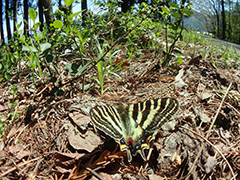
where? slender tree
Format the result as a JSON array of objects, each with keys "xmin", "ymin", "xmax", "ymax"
[
  {"xmin": 59, "ymin": 0, "xmax": 61, "ymax": 8},
  {"xmin": 227, "ymin": 0, "xmax": 232, "ymax": 40},
  {"xmin": 5, "ymin": 0, "xmax": 12, "ymax": 42},
  {"xmin": 0, "ymin": 0, "xmax": 4, "ymax": 45},
  {"xmin": 221, "ymin": 0, "xmax": 226, "ymax": 39},
  {"xmin": 121, "ymin": 0, "xmax": 135, "ymax": 13},
  {"xmin": 24, "ymin": 0, "xmax": 29, "ymax": 36},
  {"xmin": 210, "ymin": 0, "xmax": 221, "ymax": 37},
  {"xmin": 42, "ymin": 0, "xmax": 54, "ymax": 27},
  {"xmin": 39, "ymin": 0, "xmax": 44, "ymax": 31},
  {"xmin": 13, "ymin": 0, "xmax": 18, "ymax": 33},
  {"xmin": 81, "ymin": 0, "xmax": 87, "ymax": 26}
]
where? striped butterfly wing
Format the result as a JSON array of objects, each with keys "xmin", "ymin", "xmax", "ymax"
[
  {"xmin": 131, "ymin": 98, "xmax": 179, "ymax": 134},
  {"xmin": 89, "ymin": 104, "xmax": 124, "ymax": 140},
  {"xmin": 89, "ymin": 97, "xmax": 179, "ymax": 162}
]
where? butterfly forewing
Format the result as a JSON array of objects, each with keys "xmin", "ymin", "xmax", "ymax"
[
  {"xmin": 89, "ymin": 97, "xmax": 179, "ymax": 162},
  {"xmin": 90, "ymin": 105, "xmax": 123, "ymax": 140}
]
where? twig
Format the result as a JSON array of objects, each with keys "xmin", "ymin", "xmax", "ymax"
[
  {"xmin": 0, "ymin": 157, "xmax": 42, "ymax": 178},
  {"xmin": 86, "ymin": 167, "xmax": 104, "ymax": 180},
  {"xmin": 180, "ymin": 125, "xmax": 236, "ymax": 178},
  {"xmin": 72, "ymin": 160, "xmax": 112, "ymax": 179},
  {"xmin": 29, "ymin": 158, "xmax": 44, "ymax": 178},
  {"xmin": 225, "ymin": 102, "xmax": 240, "ymax": 116},
  {"xmin": 181, "ymin": 82, "xmax": 233, "ymax": 179}
]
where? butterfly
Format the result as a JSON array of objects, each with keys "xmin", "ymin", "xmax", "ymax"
[{"xmin": 89, "ymin": 97, "xmax": 179, "ymax": 162}]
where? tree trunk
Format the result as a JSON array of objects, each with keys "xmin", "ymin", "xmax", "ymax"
[
  {"xmin": 227, "ymin": 0, "xmax": 231, "ymax": 40},
  {"xmin": 13, "ymin": 0, "xmax": 17, "ymax": 33},
  {"xmin": 0, "ymin": 0, "xmax": 4, "ymax": 45},
  {"xmin": 81, "ymin": 0, "xmax": 87, "ymax": 26},
  {"xmin": 121, "ymin": 0, "xmax": 128, "ymax": 13},
  {"xmin": 39, "ymin": 0, "xmax": 44, "ymax": 31},
  {"xmin": 210, "ymin": 0, "xmax": 220, "ymax": 38},
  {"xmin": 121, "ymin": 0, "xmax": 135, "ymax": 13},
  {"xmin": 24, "ymin": 0, "xmax": 29, "ymax": 36},
  {"xmin": 221, "ymin": 0, "xmax": 226, "ymax": 39},
  {"xmin": 5, "ymin": 0, "xmax": 12, "ymax": 42},
  {"xmin": 42, "ymin": 0, "xmax": 54, "ymax": 27},
  {"xmin": 59, "ymin": 0, "xmax": 62, "ymax": 8}
]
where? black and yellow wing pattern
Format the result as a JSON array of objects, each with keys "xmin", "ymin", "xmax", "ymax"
[{"xmin": 89, "ymin": 97, "xmax": 179, "ymax": 162}]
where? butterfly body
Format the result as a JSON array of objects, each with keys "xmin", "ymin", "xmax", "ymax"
[{"xmin": 90, "ymin": 98, "xmax": 179, "ymax": 162}]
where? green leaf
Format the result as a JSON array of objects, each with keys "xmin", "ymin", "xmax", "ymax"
[
  {"xmin": 40, "ymin": 43, "xmax": 51, "ymax": 52},
  {"xmin": 22, "ymin": 45, "xmax": 38, "ymax": 52},
  {"xmin": 17, "ymin": 22, "xmax": 22, "ymax": 29},
  {"xmin": 75, "ymin": 60, "xmax": 94, "ymax": 76},
  {"xmin": 33, "ymin": 22, "xmax": 41, "ymax": 29},
  {"xmin": 18, "ymin": 35, "xmax": 26, "ymax": 43},
  {"xmin": 168, "ymin": 2, "xmax": 179, "ymax": 9},
  {"xmin": 53, "ymin": 20, "xmax": 63, "ymax": 29},
  {"xmin": 64, "ymin": 0, "xmax": 74, "ymax": 7},
  {"xmin": 56, "ymin": 9, "xmax": 65, "ymax": 16},
  {"xmin": 97, "ymin": 61, "xmax": 104, "ymax": 94},
  {"xmin": 69, "ymin": 11, "xmax": 82, "ymax": 19},
  {"xmin": 172, "ymin": 12, "xmax": 181, "ymax": 19},
  {"xmin": 82, "ymin": 83, "xmax": 94, "ymax": 91},
  {"xmin": 65, "ymin": 63, "xmax": 80, "ymax": 73},
  {"xmin": 28, "ymin": 62, "xmax": 36, "ymax": 68},
  {"xmin": 162, "ymin": 6, "xmax": 170, "ymax": 15},
  {"xmin": 29, "ymin": 8, "xmax": 37, "ymax": 21},
  {"xmin": 182, "ymin": 9, "xmax": 193, "ymax": 16},
  {"xmin": 177, "ymin": 57, "xmax": 182, "ymax": 64}
]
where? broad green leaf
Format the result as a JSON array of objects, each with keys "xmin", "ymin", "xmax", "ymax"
[
  {"xmin": 53, "ymin": 20, "xmax": 63, "ymax": 29},
  {"xmin": 162, "ymin": 6, "xmax": 170, "ymax": 15},
  {"xmin": 19, "ymin": 35, "xmax": 26, "ymax": 43},
  {"xmin": 182, "ymin": 9, "xmax": 193, "ymax": 16},
  {"xmin": 177, "ymin": 57, "xmax": 182, "ymax": 64},
  {"xmin": 29, "ymin": 8, "xmax": 37, "ymax": 21},
  {"xmin": 168, "ymin": 2, "xmax": 179, "ymax": 9},
  {"xmin": 40, "ymin": 43, "xmax": 51, "ymax": 52},
  {"xmin": 172, "ymin": 12, "xmax": 181, "ymax": 18},
  {"xmin": 65, "ymin": 63, "xmax": 80, "ymax": 73},
  {"xmin": 33, "ymin": 22, "xmax": 41, "ymax": 29},
  {"xmin": 22, "ymin": 45, "xmax": 38, "ymax": 52},
  {"xmin": 64, "ymin": 0, "xmax": 74, "ymax": 7}
]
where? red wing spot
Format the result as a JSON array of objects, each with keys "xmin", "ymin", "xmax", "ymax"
[{"xmin": 127, "ymin": 139, "xmax": 134, "ymax": 146}]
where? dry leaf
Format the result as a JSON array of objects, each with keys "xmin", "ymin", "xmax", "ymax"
[
  {"xmin": 67, "ymin": 123, "xmax": 102, "ymax": 152},
  {"xmin": 69, "ymin": 112, "xmax": 90, "ymax": 131},
  {"xmin": 8, "ymin": 144, "xmax": 31, "ymax": 160}
]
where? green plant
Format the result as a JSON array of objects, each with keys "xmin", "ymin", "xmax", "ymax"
[
  {"xmin": 94, "ymin": 36, "xmax": 109, "ymax": 94},
  {"xmin": 93, "ymin": 35, "xmax": 122, "ymax": 94},
  {"xmin": 0, "ymin": 116, "xmax": 6, "ymax": 138},
  {"xmin": 7, "ymin": 86, "xmax": 19, "ymax": 123},
  {"xmin": 160, "ymin": 2, "xmax": 193, "ymax": 66}
]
